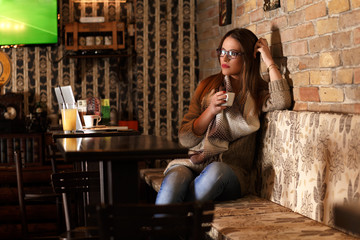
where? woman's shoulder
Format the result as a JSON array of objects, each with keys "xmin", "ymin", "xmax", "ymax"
[
  {"xmin": 195, "ymin": 73, "xmax": 222, "ymax": 97},
  {"xmin": 198, "ymin": 73, "xmax": 220, "ymax": 86}
]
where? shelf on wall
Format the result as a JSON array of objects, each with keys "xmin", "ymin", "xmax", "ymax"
[
  {"xmin": 66, "ymin": 53, "xmax": 131, "ymax": 59},
  {"xmin": 65, "ymin": 22, "xmax": 126, "ymax": 51},
  {"xmin": 65, "ymin": 48, "xmax": 133, "ymax": 58}
]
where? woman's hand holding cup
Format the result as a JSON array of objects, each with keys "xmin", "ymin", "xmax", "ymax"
[{"xmin": 221, "ymin": 92, "xmax": 235, "ymax": 107}]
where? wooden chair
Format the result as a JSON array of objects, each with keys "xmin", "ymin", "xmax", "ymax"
[
  {"xmin": 96, "ymin": 201, "xmax": 214, "ymax": 240},
  {"xmin": 15, "ymin": 150, "xmax": 61, "ymax": 239},
  {"xmin": 44, "ymin": 132, "xmax": 59, "ymax": 173},
  {"xmin": 51, "ymin": 171, "xmax": 100, "ymax": 239}
]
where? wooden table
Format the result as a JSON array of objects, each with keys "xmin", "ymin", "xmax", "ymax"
[
  {"xmin": 47, "ymin": 129, "xmax": 140, "ymax": 172},
  {"xmin": 56, "ymin": 135, "xmax": 188, "ymax": 204},
  {"xmin": 51, "ymin": 129, "xmax": 140, "ymax": 139}
]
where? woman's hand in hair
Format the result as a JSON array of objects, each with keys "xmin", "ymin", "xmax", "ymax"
[
  {"xmin": 254, "ymin": 38, "xmax": 282, "ymax": 81},
  {"xmin": 254, "ymin": 38, "xmax": 273, "ymax": 67}
]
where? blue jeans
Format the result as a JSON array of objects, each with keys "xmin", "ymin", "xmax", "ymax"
[{"xmin": 155, "ymin": 161, "xmax": 241, "ymax": 204}]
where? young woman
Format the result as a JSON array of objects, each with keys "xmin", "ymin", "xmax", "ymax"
[{"xmin": 156, "ymin": 28, "xmax": 291, "ymax": 204}]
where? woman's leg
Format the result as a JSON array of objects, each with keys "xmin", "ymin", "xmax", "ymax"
[
  {"xmin": 186, "ymin": 162, "xmax": 241, "ymax": 202},
  {"xmin": 155, "ymin": 165, "xmax": 195, "ymax": 205}
]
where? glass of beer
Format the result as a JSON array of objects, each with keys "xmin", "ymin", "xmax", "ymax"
[{"xmin": 60, "ymin": 103, "xmax": 77, "ymax": 133}]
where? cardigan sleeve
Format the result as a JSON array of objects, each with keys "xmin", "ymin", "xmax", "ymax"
[
  {"xmin": 262, "ymin": 78, "xmax": 292, "ymax": 112},
  {"xmin": 178, "ymin": 84, "xmax": 206, "ymax": 148}
]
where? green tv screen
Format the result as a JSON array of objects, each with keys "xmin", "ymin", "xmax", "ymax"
[{"xmin": 0, "ymin": 0, "xmax": 58, "ymax": 46}]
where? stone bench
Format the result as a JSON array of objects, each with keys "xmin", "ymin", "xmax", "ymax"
[{"xmin": 140, "ymin": 110, "xmax": 360, "ymax": 239}]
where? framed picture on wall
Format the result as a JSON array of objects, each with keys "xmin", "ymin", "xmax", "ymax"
[
  {"xmin": 263, "ymin": 0, "xmax": 280, "ymax": 11},
  {"xmin": 219, "ymin": 0, "xmax": 231, "ymax": 26}
]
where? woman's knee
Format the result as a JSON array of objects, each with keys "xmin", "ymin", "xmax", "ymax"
[
  {"xmin": 156, "ymin": 165, "xmax": 194, "ymax": 204},
  {"xmin": 205, "ymin": 162, "xmax": 234, "ymax": 176},
  {"xmin": 163, "ymin": 165, "xmax": 194, "ymax": 185}
]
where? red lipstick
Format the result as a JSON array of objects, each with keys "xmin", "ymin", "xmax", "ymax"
[{"xmin": 222, "ymin": 64, "xmax": 230, "ymax": 68}]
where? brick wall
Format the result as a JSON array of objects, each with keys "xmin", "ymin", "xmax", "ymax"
[{"xmin": 196, "ymin": 0, "xmax": 360, "ymax": 114}]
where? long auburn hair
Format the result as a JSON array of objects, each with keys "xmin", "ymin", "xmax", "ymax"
[{"xmin": 198, "ymin": 28, "xmax": 267, "ymax": 114}]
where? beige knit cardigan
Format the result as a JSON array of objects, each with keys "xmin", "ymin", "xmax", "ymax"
[{"xmin": 173, "ymin": 77, "xmax": 292, "ymax": 196}]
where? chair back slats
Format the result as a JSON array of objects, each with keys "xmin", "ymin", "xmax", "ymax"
[
  {"xmin": 0, "ymin": 133, "xmax": 43, "ymax": 165},
  {"xmin": 51, "ymin": 171, "xmax": 100, "ymax": 194},
  {"xmin": 14, "ymin": 150, "xmax": 61, "ymax": 238},
  {"xmin": 96, "ymin": 201, "xmax": 214, "ymax": 240},
  {"xmin": 51, "ymin": 171, "xmax": 100, "ymax": 232},
  {"xmin": 109, "ymin": 215, "xmax": 192, "ymax": 230}
]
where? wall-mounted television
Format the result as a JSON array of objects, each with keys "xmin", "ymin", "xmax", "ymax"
[{"xmin": 0, "ymin": 0, "xmax": 58, "ymax": 46}]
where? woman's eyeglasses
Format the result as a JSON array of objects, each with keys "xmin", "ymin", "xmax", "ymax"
[{"xmin": 216, "ymin": 49, "xmax": 244, "ymax": 59}]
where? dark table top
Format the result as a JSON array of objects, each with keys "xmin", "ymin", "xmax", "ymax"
[
  {"xmin": 56, "ymin": 135, "xmax": 189, "ymax": 162},
  {"xmin": 50, "ymin": 129, "xmax": 140, "ymax": 139}
]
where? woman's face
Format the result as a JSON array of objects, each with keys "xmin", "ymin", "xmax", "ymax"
[{"xmin": 219, "ymin": 36, "xmax": 244, "ymax": 79}]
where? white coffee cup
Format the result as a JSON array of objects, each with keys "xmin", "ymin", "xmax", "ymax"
[
  {"xmin": 221, "ymin": 92, "xmax": 235, "ymax": 106},
  {"xmin": 83, "ymin": 115, "xmax": 101, "ymax": 128}
]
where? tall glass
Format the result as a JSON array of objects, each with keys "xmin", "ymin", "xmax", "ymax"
[
  {"xmin": 60, "ymin": 103, "xmax": 77, "ymax": 133},
  {"xmin": 63, "ymin": 138, "xmax": 82, "ymax": 151}
]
